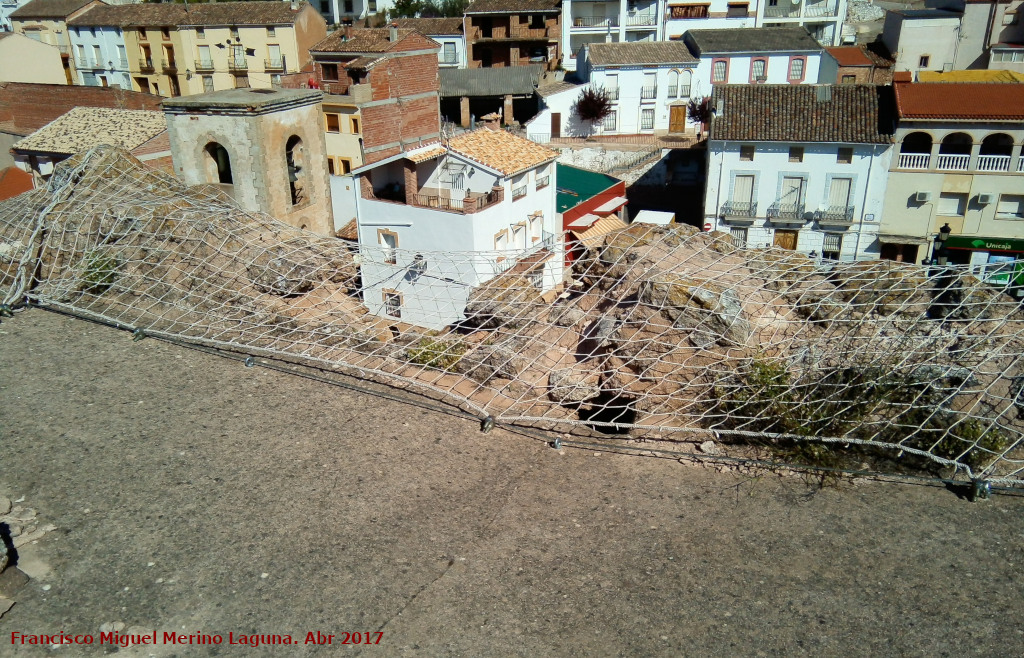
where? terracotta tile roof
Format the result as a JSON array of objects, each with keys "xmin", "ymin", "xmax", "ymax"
[
  {"xmin": 571, "ymin": 215, "xmax": 628, "ymax": 250},
  {"xmin": 465, "ymin": 0, "xmax": 560, "ymax": 13},
  {"xmin": 917, "ymin": 69, "xmax": 1024, "ymax": 83},
  {"xmin": 68, "ymin": 1, "xmax": 313, "ymax": 28},
  {"xmin": 392, "ymin": 17, "xmax": 463, "ymax": 36},
  {"xmin": 587, "ymin": 41, "xmax": 696, "ymax": 67},
  {"xmin": 336, "ymin": 218, "xmax": 358, "ymax": 241},
  {"xmin": 0, "ymin": 82, "xmax": 164, "ymax": 137},
  {"xmin": 683, "ymin": 26, "xmax": 821, "ymax": 55},
  {"xmin": 10, "ymin": 0, "xmax": 95, "ymax": 19},
  {"xmin": 895, "ymin": 81, "xmax": 1024, "ymax": 120},
  {"xmin": 0, "ymin": 167, "xmax": 33, "ymax": 201},
  {"xmin": 13, "ymin": 107, "xmax": 167, "ymax": 156},
  {"xmin": 312, "ymin": 27, "xmax": 435, "ymax": 54},
  {"xmin": 827, "ymin": 46, "xmax": 873, "ymax": 67},
  {"xmin": 710, "ymin": 84, "xmax": 894, "ymax": 144},
  {"xmin": 407, "ymin": 145, "xmax": 446, "ymax": 163},
  {"xmin": 447, "ymin": 128, "xmax": 557, "ymax": 176}
]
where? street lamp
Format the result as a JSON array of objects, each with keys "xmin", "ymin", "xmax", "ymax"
[{"xmin": 934, "ymin": 222, "xmax": 952, "ymax": 266}]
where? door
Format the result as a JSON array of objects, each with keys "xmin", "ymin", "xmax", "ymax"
[
  {"xmin": 827, "ymin": 177, "xmax": 852, "ymax": 213},
  {"xmin": 780, "ymin": 176, "xmax": 804, "ymax": 211},
  {"xmin": 774, "ymin": 229, "xmax": 799, "ymax": 250},
  {"xmin": 198, "ymin": 45, "xmax": 212, "ymax": 68},
  {"xmin": 669, "ymin": 105, "xmax": 686, "ymax": 133},
  {"xmin": 551, "ymin": 112, "xmax": 561, "ymax": 139},
  {"xmin": 268, "ymin": 44, "xmax": 282, "ymax": 69},
  {"xmin": 231, "ymin": 45, "xmax": 246, "ymax": 69}
]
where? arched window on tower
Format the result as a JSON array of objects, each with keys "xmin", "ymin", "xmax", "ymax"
[
  {"xmin": 204, "ymin": 142, "xmax": 233, "ymax": 185},
  {"xmin": 285, "ymin": 135, "xmax": 306, "ymax": 206}
]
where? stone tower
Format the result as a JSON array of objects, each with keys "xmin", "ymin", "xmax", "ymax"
[{"xmin": 163, "ymin": 88, "xmax": 333, "ymax": 235}]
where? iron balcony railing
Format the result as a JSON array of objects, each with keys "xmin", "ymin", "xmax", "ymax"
[
  {"xmin": 572, "ymin": 16, "xmax": 619, "ymax": 28},
  {"xmin": 138, "ymin": 57, "xmax": 155, "ymax": 71},
  {"xmin": 640, "ymin": 85, "xmax": 657, "ymax": 99},
  {"xmin": 512, "ymin": 185, "xmax": 527, "ymax": 200},
  {"xmin": 495, "ymin": 230, "xmax": 559, "ymax": 274},
  {"xmin": 264, "ymin": 57, "xmax": 285, "ymax": 71},
  {"xmin": 817, "ymin": 205, "xmax": 855, "ymax": 224},
  {"xmin": 720, "ymin": 201, "xmax": 757, "ymax": 217},
  {"xmin": 804, "ymin": 0, "xmax": 839, "ymax": 17},
  {"xmin": 764, "ymin": 5, "xmax": 800, "ymax": 18},
  {"xmin": 606, "ymin": 88, "xmax": 619, "ymax": 100},
  {"xmin": 536, "ymin": 174, "xmax": 550, "ymax": 189},
  {"xmin": 412, "ymin": 194, "xmax": 463, "ymax": 212},
  {"xmin": 195, "ymin": 59, "xmax": 214, "ymax": 72},
  {"xmin": 625, "ymin": 13, "xmax": 658, "ymax": 27},
  {"xmin": 162, "ymin": 60, "xmax": 177, "ymax": 74},
  {"xmin": 767, "ymin": 202, "xmax": 805, "ymax": 220},
  {"xmin": 228, "ymin": 58, "xmax": 248, "ymax": 72}
]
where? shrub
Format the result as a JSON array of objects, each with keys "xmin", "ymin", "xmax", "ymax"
[
  {"xmin": 572, "ymin": 87, "xmax": 612, "ymax": 123},
  {"xmin": 81, "ymin": 251, "xmax": 120, "ymax": 294},
  {"xmin": 406, "ymin": 334, "xmax": 466, "ymax": 371}
]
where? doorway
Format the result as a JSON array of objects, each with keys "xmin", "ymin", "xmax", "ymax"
[
  {"xmin": 551, "ymin": 112, "xmax": 560, "ymax": 138},
  {"xmin": 669, "ymin": 105, "xmax": 686, "ymax": 133},
  {"xmin": 773, "ymin": 229, "xmax": 798, "ymax": 250}
]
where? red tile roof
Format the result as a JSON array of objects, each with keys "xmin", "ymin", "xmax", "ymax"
[
  {"xmin": 828, "ymin": 46, "xmax": 873, "ymax": 67},
  {"xmin": 895, "ymin": 81, "xmax": 1024, "ymax": 120},
  {"xmin": 0, "ymin": 167, "xmax": 33, "ymax": 201}
]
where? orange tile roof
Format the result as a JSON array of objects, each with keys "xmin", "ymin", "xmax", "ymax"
[
  {"xmin": 407, "ymin": 145, "xmax": 446, "ymax": 163},
  {"xmin": 895, "ymin": 81, "xmax": 1024, "ymax": 120},
  {"xmin": 827, "ymin": 46, "xmax": 873, "ymax": 67},
  {"xmin": 0, "ymin": 167, "xmax": 33, "ymax": 201},
  {"xmin": 447, "ymin": 128, "xmax": 557, "ymax": 176}
]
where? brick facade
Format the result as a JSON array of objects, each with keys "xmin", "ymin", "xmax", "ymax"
[{"xmin": 465, "ymin": 12, "xmax": 561, "ymax": 70}]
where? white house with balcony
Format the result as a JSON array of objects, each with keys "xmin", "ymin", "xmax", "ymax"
[
  {"xmin": 665, "ymin": 0, "xmax": 758, "ymax": 38},
  {"xmin": 561, "ymin": 0, "xmax": 666, "ymax": 71},
  {"xmin": 394, "ymin": 17, "xmax": 466, "ymax": 68},
  {"xmin": 352, "ymin": 128, "xmax": 563, "ymax": 329},
  {"xmin": 757, "ymin": 0, "xmax": 848, "ymax": 46},
  {"xmin": 67, "ymin": 21, "xmax": 130, "ymax": 88},
  {"xmin": 705, "ymin": 84, "xmax": 894, "ymax": 260},
  {"xmin": 880, "ymin": 79, "xmax": 1024, "ymax": 267},
  {"xmin": 316, "ymin": 0, "xmax": 394, "ymax": 25},
  {"xmin": 576, "ymin": 40, "xmax": 698, "ymax": 135},
  {"xmin": 682, "ymin": 26, "xmax": 832, "ymax": 95}
]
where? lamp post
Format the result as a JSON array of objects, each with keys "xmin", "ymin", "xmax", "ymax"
[{"xmin": 934, "ymin": 222, "xmax": 952, "ymax": 266}]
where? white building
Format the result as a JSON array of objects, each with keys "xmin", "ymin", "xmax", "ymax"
[
  {"xmin": 705, "ymin": 84, "xmax": 895, "ymax": 260},
  {"xmin": 316, "ymin": 0, "xmax": 394, "ymax": 26},
  {"xmin": 756, "ymin": 0, "xmax": 848, "ymax": 47},
  {"xmin": 561, "ymin": 0, "xmax": 666, "ymax": 71},
  {"xmin": 665, "ymin": 0, "xmax": 759, "ymax": 39},
  {"xmin": 683, "ymin": 26, "xmax": 832, "ymax": 94},
  {"xmin": 880, "ymin": 78, "xmax": 1024, "ymax": 269},
  {"xmin": 576, "ymin": 40, "xmax": 697, "ymax": 136},
  {"xmin": 880, "ymin": 9, "xmax": 962, "ymax": 75},
  {"xmin": 67, "ymin": 22, "xmax": 130, "ymax": 88},
  {"xmin": 1, "ymin": 0, "xmax": 32, "ymax": 33},
  {"xmin": 351, "ymin": 128, "xmax": 563, "ymax": 329},
  {"xmin": 0, "ymin": 31, "xmax": 66, "ymax": 84},
  {"xmin": 394, "ymin": 17, "xmax": 466, "ymax": 68}
]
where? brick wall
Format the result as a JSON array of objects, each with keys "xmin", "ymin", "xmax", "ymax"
[{"xmin": 0, "ymin": 82, "xmax": 164, "ymax": 136}]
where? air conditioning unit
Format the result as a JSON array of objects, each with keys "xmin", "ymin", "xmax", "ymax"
[
  {"xmin": 915, "ymin": 191, "xmax": 933, "ymax": 203},
  {"xmin": 978, "ymin": 193, "xmax": 996, "ymax": 205}
]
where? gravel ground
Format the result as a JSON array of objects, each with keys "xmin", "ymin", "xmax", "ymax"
[{"xmin": 1, "ymin": 309, "xmax": 1023, "ymax": 657}]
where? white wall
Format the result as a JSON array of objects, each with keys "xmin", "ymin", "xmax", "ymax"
[
  {"xmin": 431, "ymin": 34, "xmax": 466, "ymax": 68},
  {"xmin": 881, "ymin": 12, "xmax": 960, "ymax": 74},
  {"xmin": 561, "ymin": 0, "xmax": 665, "ymax": 70},
  {"xmin": 320, "ymin": 0, "xmax": 395, "ymax": 24},
  {"xmin": 68, "ymin": 24, "xmax": 132, "ymax": 89},
  {"xmin": 665, "ymin": 0, "xmax": 759, "ymax": 39},
  {"xmin": 0, "ymin": 33, "xmax": 66, "ymax": 84},
  {"xmin": 525, "ymin": 85, "xmax": 597, "ymax": 140},
  {"xmin": 705, "ymin": 140, "xmax": 893, "ymax": 260},
  {"xmin": 588, "ymin": 63, "xmax": 696, "ymax": 134},
  {"xmin": 691, "ymin": 51, "xmax": 823, "ymax": 91}
]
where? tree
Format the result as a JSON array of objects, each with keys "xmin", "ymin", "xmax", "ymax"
[
  {"xmin": 687, "ymin": 96, "xmax": 711, "ymax": 126},
  {"xmin": 572, "ymin": 86, "xmax": 612, "ymax": 124}
]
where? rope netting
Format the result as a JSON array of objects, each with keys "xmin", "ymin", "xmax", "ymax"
[{"xmin": 2, "ymin": 147, "xmax": 1023, "ymax": 484}]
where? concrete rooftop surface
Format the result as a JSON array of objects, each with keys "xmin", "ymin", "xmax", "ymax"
[{"xmin": 1, "ymin": 309, "xmax": 1023, "ymax": 656}]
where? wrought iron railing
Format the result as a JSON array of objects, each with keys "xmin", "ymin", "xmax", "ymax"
[
  {"xmin": 138, "ymin": 57, "xmax": 155, "ymax": 71},
  {"xmin": 228, "ymin": 58, "xmax": 248, "ymax": 72},
  {"xmin": 767, "ymin": 202, "xmax": 805, "ymax": 220},
  {"xmin": 512, "ymin": 185, "xmax": 527, "ymax": 200},
  {"xmin": 195, "ymin": 59, "xmax": 214, "ymax": 72},
  {"xmin": 817, "ymin": 205, "xmax": 855, "ymax": 223},
  {"xmin": 720, "ymin": 201, "xmax": 757, "ymax": 217},
  {"xmin": 573, "ymin": 16, "xmax": 618, "ymax": 28},
  {"xmin": 640, "ymin": 85, "xmax": 657, "ymax": 99},
  {"xmin": 536, "ymin": 175, "xmax": 550, "ymax": 190}
]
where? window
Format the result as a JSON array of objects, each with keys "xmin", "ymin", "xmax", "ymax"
[
  {"xmin": 729, "ymin": 227, "xmax": 747, "ymax": 248},
  {"xmin": 198, "ymin": 45, "xmax": 212, "ymax": 67},
  {"xmin": 442, "ymin": 42, "xmax": 456, "ymax": 63},
  {"xmin": 117, "ymin": 45, "xmax": 126, "ymax": 66},
  {"xmin": 90, "ymin": 27, "xmax": 96, "ymax": 37},
  {"xmin": 731, "ymin": 174, "xmax": 754, "ymax": 211},
  {"xmin": 712, "ymin": 59, "xmax": 728, "ymax": 83},
  {"xmin": 325, "ymin": 113, "xmax": 341, "ymax": 132},
  {"xmin": 751, "ymin": 58, "xmax": 767, "ymax": 82},
  {"xmin": 139, "ymin": 28, "xmax": 147, "ymax": 39},
  {"xmin": 726, "ymin": 2, "xmax": 749, "ymax": 17},
  {"xmin": 740, "ymin": 145, "xmax": 755, "ymax": 161},
  {"xmin": 530, "ymin": 215, "xmax": 543, "ymax": 240},
  {"xmin": 321, "ymin": 63, "xmax": 339, "ymax": 80},
  {"xmin": 640, "ymin": 108, "xmax": 655, "ymax": 130},
  {"xmin": 230, "ymin": 27, "xmax": 239, "ymax": 39},
  {"xmin": 679, "ymin": 70, "xmax": 691, "ymax": 97},
  {"xmin": 267, "ymin": 26, "xmax": 276, "ymax": 37},
  {"xmin": 327, "ymin": 158, "xmax": 336, "ymax": 175},
  {"xmin": 204, "ymin": 143, "xmax": 232, "ymax": 184},
  {"xmin": 161, "ymin": 27, "xmax": 170, "ymax": 41},
  {"xmin": 822, "ymin": 233, "xmax": 843, "ymax": 260},
  {"xmin": 285, "ymin": 135, "xmax": 306, "ymax": 207},
  {"xmin": 667, "ymin": 70, "xmax": 679, "ymax": 98},
  {"xmin": 670, "ymin": 4, "xmax": 709, "ymax": 19},
  {"xmin": 841, "ymin": 74, "xmax": 856, "ymax": 84},
  {"xmin": 919, "ymin": 55, "xmax": 930, "ymax": 68},
  {"xmin": 340, "ymin": 159, "xmax": 352, "ymax": 174},
  {"xmin": 202, "ymin": 75, "xmax": 214, "ymax": 92},
  {"xmin": 837, "ymin": 147, "xmax": 853, "ymax": 164},
  {"xmin": 827, "ymin": 177, "xmax": 852, "ymax": 211},
  {"xmin": 383, "ymin": 291, "xmax": 401, "ymax": 319},
  {"xmin": 512, "ymin": 223, "xmax": 527, "ymax": 248},
  {"xmin": 197, "ymin": 28, "xmax": 205, "ymax": 39},
  {"xmin": 379, "ymin": 230, "xmax": 398, "ymax": 264},
  {"xmin": 938, "ymin": 192, "xmax": 968, "ymax": 216},
  {"xmin": 603, "ymin": 110, "xmax": 616, "ymax": 131},
  {"xmin": 271, "ymin": 74, "xmax": 282, "ymax": 87},
  {"xmin": 350, "ymin": 117, "xmax": 360, "ymax": 134},
  {"xmin": 368, "ymin": 0, "xmax": 377, "ymax": 11},
  {"xmin": 996, "ymin": 194, "xmax": 1024, "ymax": 219},
  {"xmin": 788, "ymin": 57, "xmax": 805, "ymax": 82},
  {"xmin": 512, "ymin": 174, "xmax": 527, "ymax": 200},
  {"xmin": 788, "ymin": 146, "xmax": 804, "ymax": 163},
  {"xmin": 267, "ymin": 44, "xmax": 282, "ymax": 67},
  {"xmin": 494, "ymin": 230, "xmax": 508, "ymax": 251},
  {"xmin": 93, "ymin": 45, "xmax": 101, "ymax": 64}
]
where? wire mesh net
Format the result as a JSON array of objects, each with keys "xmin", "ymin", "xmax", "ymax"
[{"xmin": 2, "ymin": 147, "xmax": 1023, "ymax": 484}]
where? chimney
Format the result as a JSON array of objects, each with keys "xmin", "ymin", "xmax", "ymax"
[
  {"xmin": 290, "ymin": 1, "xmax": 298, "ymax": 10},
  {"xmin": 389, "ymin": 22, "xmax": 398, "ymax": 42},
  {"xmin": 342, "ymin": 18, "xmax": 353, "ymax": 41}
]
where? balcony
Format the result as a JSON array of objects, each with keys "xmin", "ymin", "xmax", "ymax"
[
  {"xmin": 495, "ymin": 230, "xmax": 559, "ymax": 275},
  {"xmin": 817, "ymin": 205, "xmax": 855, "ymax": 225},
  {"xmin": 536, "ymin": 174, "xmax": 550, "ymax": 189},
  {"xmin": 407, "ymin": 189, "xmax": 501, "ymax": 214},
  {"xmin": 720, "ymin": 200, "xmax": 757, "ymax": 218},
  {"xmin": 264, "ymin": 57, "xmax": 286, "ymax": 72},
  {"xmin": 115, "ymin": 58, "xmax": 129, "ymax": 69},
  {"xmin": 640, "ymin": 85, "xmax": 657, "ymax": 99},
  {"xmin": 75, "ymin": 56, "xmax": 94, "ymax": 69},
  {"xmin": 804, "ymin": 0, "xmax": 839, "ymax": 18},
  {"xmin": 606, "ymin": 87, "xmax": 619, "ymax": 100},
  {"xmin": 138, "ymin": 57, "xmax": 155, "ymax": 72},
  {"xmin": 764, "ymin": 5, "xmax": 800, "ymax": 18},
  {"xmin": 195, "ymin": 58, "xmax": 214, "ymax": 72},
  {"xmin": 572, "ymin": 15, "xmax": 618, "ymax": 28},
  {"xmin": 767, "ymin": 202, "xmax": 806, "ymax": 223},
  {"xmin": 898, "ymin": 153, "xmax": 930, "ymax": 170},
  {"xmin": 1019, "ymin": 158, "xmax": 1024, "ymax": 173},
  {"xmin": 162, "ymin": 60, "xmax": 178, "ymax": 74},
  {"xmin": 228, "ymin": 58, "xmax": 248, "ymax": 72},
  {"xmin": 625, "ymin": 13, "xmax": 658, "ymax": 27},
  {"xmin": 935, "ymin": 154, "xmax": 969, "ymax": 171},
  {"xmin": 977, "ymin": 155, "xmax": 1011, "ymax": 172},
  {"xmin": 512, "ymin": 184, "xmax": 527, "ymax": 200},
  {"xmin": 440, "ymin": 54, "xmax": 459, "ymax": 65},
  {"xmin": 508, "ymin": 26, "xmax": 554, "ymax": 39}
]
